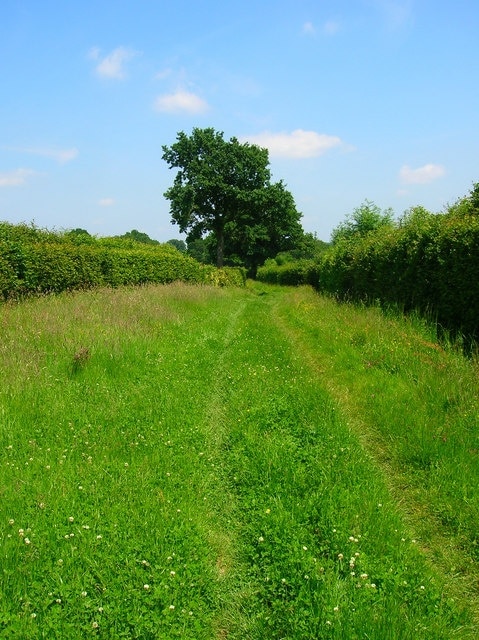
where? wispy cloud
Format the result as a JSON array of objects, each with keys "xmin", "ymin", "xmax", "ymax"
[
  {"xmin": 241, "ymin": 130, "xmax": 343, "ymax": 159},
  {"xmin": 302, "ymin": 21, "xmax": 316, "ymax": 35},
  {"xmin": 11, "ymin": 147, "xmax": 78, "ymax": 164},
  {"xmin": 154, "ymin": 90, "xmax": 209, "ymax": 114},
  {"xmin": 399, "ymin": 163, "xmax": 445, "ymax": 184},
  {"xmin": 89, "ymin": 46, "xmax": 139, "ymax": 79},
  {"xmin": 0, "ymin": 168, "xmax": 37, "ymax": 187},
  {"xmin": 372, "ymin": 0, "xmax": 413, "ymax": 30},
  {"xmin": 323, "ymin": 20, "xmax": 340, "ymax": 35},
  {"xmin": 98, "ymin": 197, "xmax": 115, "ymax": 207}
]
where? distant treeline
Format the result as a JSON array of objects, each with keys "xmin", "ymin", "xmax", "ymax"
[
  {"xmin": 257, "ymin": 183, "xmax": 479, "ymax": 344},
  {"xmin": 0, "ymin": 223, "xmax": 246, "ymax": 298}
]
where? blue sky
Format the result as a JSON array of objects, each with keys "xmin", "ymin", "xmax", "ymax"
[{"xmin": 1, "ymin": 0, "xmax": 478, "ymax": 242}]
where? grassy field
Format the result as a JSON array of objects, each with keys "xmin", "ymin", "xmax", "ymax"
[{"xmin": 1, "ymin": 282, "xmax": 478, "ymax": 639}]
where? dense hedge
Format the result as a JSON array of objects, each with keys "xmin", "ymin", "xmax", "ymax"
[
  {"xmin": 256, "ymin": 259, "xmax": 318, "ymax": 286},
  {"xmin": 315, "ymin": 212, "xmax": 479, "ymax": 342},
  {"xmin": 0, "ymin": 222, "xmax": 245, "ymax": 299}
]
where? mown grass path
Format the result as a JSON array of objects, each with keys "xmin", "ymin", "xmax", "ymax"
[{"xmin": 1, "ymin": 283, "xmax": 478, "ymax": 638}]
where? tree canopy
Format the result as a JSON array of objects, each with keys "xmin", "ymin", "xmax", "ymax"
[
  {"xmin": 162, "ymin": 127, "xmax": 303, "ymax": 273},
  {"xmin": 331, "ymin": 200, "xmax": 394, "ymax": 244}
]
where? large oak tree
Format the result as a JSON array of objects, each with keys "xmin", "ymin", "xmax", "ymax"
[{"xmin": 162, "ymin": 127, "xmax": 303, "ymax": 273}]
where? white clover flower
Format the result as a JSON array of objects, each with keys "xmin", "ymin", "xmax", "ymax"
[
  {"xmin": 68, "ymin": 516, "xmax": 74, "ymax": 523},
  {"xmin": 143, "ymin": 584, "xmax": 150, "ymax": 590},
  {"xmin": 92, "ymin": 621, "xmax": 99, "ymax": 628},
  {"xmin": 8, "ymin": 519, "xmax": 14, "ymax": 525},
  {"xmin": 81, "ymin": 591, "xmax": 87, "ymax": 597},
  {"xmin": 18, "ymin": 529, "xmax": 24, "ymax": 537},
  {"xmin": 169, "ymin": 604, "xmax": 175, "ymax": 610},
  {"xmin": 170, "ymin": 571, "xmax": 176, "ymax": 576},
  {"xmin": 333, "ymin": 606, "xmax": 339, "ymax": 612},
  {"xmin": 338, "ymin": 553, "xmax": 344, "ymax": 560},
  {"xmin": 360, "ymin": 573, "xmax": 368, "ymax": 579},
  {"xmin": 258, "ymin": 536, "xmax": 264, "ymax": 543},
  {"xmin": 24, "ymin": 537, "xmax": 31, "ymax": 545},
  {"xmin": 302, "ymin": 546, "xmax": 307, "ymax": 551}
]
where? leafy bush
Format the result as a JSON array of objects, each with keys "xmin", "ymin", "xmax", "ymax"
[
  {"xmin": 256, "ymin": 260, "xmax": 317, "ymax": 286},
  {"xmin": 0, "ymin": 222, "xmax": 245, "ymax": 300},
  {"xmin": 315, "ymin": 193, "xmax": 479, "ymax": 342}
]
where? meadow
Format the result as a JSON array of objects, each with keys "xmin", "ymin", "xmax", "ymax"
[{"xmin": 1, "ymin": 282, "xmax": 478, "ymax": 639}]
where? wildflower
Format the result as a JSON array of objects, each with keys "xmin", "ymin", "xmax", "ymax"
[
  {"xmin": 96, "ymin": 535, "xmax": 102, "ymax": 540},
  {"xmin": 420, "ymin": 585, "xmax": 425, "ymax": 590},
  {"xmin": 56, "ymin": 599, "xmax": 62, "ymax": 604},
  {"xmin": 143, "ymin": 584, "xmax": 150, "ymax": 590},
  {"xmin": 81, "ymin": 591, "xmax": 87, "ymax": 597},
  {"xmin": 68, "ymin": 516, "xmax": 74, "ymax": 523},
  {"xmin": 170, "ymin": 571, "xmax": 176, "ymax": 576},
  {"xmin": 24, "ymin": 537, "xmax": 31, "ymax": 545},
  {"xmin": 18, "ymin": 529, "xmax": 24, "ymax": 537},
  {"xmin": 265, "ymin": 508, "xmax": 270, "ymax": 514},
  {"xmin": 169, "ymin": 604, "xmax": 175, "ymax": 610},
  {"xmin": 338, "ymin": 553, "xmax": 344, "ymax": 560},
  {"xmin": 360, "ymin": 573, "xmax": 368, "ymax": 580},
  {"xmin": 333, "ymin": 606, "xmax": 339, "ymax": 612},
  {"xmin": 30, "ymin": 613, "xmax": 37, "ymax": 618},
  {"xmin": 258, "ymin": 536, "xmax": 264, "ymax": 543},
  {"xmin": 98, "ymin": 607, "xmax": 104, "ymax": 613},
  {"xmin": 92, "ymin": 621, "xmax": 99, "ymax": 628},
  {"xmin": 302, "ymin": 546, "xmax": 308, "ymax": 551}
]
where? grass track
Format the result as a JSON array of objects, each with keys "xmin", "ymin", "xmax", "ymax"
[{"xmin": 1, "ymin": 283, "xmax": 478, "ymax": 638}]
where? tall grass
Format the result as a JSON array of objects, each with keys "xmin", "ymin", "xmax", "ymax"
[{"xmin": 0, "ymin": 283, "xmax": 478, "ymax": 638}]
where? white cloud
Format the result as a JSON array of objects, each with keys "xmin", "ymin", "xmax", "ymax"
[
  {"xmin": 155, "ymin": 68, "xmax": 173, "ymax": 81},
  {"xmin": 154, "ymin": 90, "xmax": 209, "ymax": 114},
  {"xmin": 399, "ymin": 163, "xmax": 445, "ymax": 184},
  {"xmin": 241, "ymin": 129, "xmax": 343, "ymax": 159},
  {"xmin": 372, "ymin": 0, "xmax": 413, "ymax": 30},
  {"xmin": 98, "ymin": 197, "xmax": 115, "ymax": 207},
  {"xmin": 323, "ymin": 20, "xmax": 340, "ymax": 35},
  {"xmin": 0, "ymin": 168, "xmax": 36, "ymax": 187},
  {"xmin": 91, "ymin": 46, "xmax": 139, "ymax": 79},
  {"xmin": 3, "ymin": 146, "xmax": 78, "ymax": 164},
  {"xmin": 302, "ymin": 21, "xmax": 316, "ymax": 35}
]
